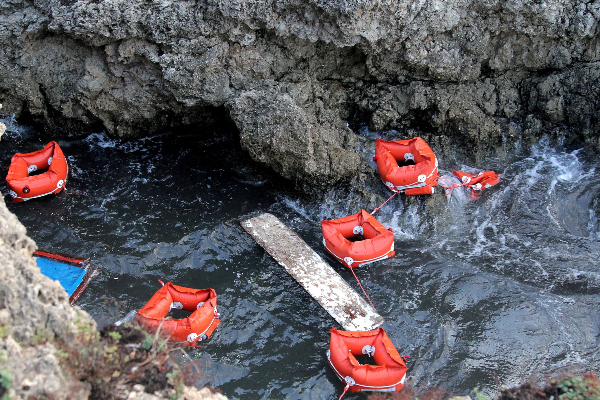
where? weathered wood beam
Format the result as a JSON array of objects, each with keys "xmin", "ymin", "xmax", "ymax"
[{"xmin": 241, "ymin": 213, "xmax": 384, "ymax": 331}]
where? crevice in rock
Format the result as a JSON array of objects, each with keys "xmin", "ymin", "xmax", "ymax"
[
  {"xmin": 31, "ymin": 85, "xmax": 105, "ymax": 138},
  {"xmin": 409, "ymin": 105, "xmax": 440, "ymax": 133}
]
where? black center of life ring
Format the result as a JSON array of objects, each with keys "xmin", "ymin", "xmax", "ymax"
[{"xmin": 22, "ymin": 186, "xmax": 30, "ymax": 194}]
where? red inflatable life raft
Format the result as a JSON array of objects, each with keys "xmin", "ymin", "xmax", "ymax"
[
  {"xmin": 137, "ymin": 281, "xmax": 220, "ymax": 346},
  {"xmin": 373, "ymin": 137, "xmax": 438, "ymax": 195},
  {"xmin": 327, "ymin": 327, "xmax": 407, "ymax": 393},
  {"xmin": 452, "ymin": 170, "xmax": 500, "ymax": 192},
  {"xmin": 6, "ymin": 141, "xmax": 68, "ymax": 202},
  {"xmin": 440, "ymin": 170, "xmax": 501, "ymax": 199},
  {"xmin": 322, "ymin": 209, "xmax": 394, "ymax": 268}
]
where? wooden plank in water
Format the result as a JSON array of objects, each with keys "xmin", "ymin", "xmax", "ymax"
[{"xmin": 241, "ymin": 213, "xmax": 384, "ymax": 331}]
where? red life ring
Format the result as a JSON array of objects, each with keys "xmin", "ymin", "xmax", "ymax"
[
  {"xmin": 374, "ymin": 137, "xmax": 438, "ymax": 195},
  {"xmin": 137, "ymin": 282, "xmax": 220, "ymax": 346},
  {"xmin": 327, "ymin": 327, "xmax": 407, "ymax": 393},
  {"xmin": 6, "ymin": 141, "xmax": 68, "ymax": 202},
  {"xmin": 321, "ymin": 209, "xmax": 394, "ymax": 268}
]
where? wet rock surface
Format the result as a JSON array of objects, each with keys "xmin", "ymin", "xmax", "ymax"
[{"xmin": 1, "ymin": 0, "xmax": 599, "ymax": 189}]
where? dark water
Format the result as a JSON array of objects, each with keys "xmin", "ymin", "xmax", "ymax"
[{"xmin": 1, "ymin": 117, "xmax": 599, "ymax": 399}]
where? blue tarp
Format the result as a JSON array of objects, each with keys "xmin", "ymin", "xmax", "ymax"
[{"xmin": 36, "ymin": 257, "xmax": 87, "ymax": 297}]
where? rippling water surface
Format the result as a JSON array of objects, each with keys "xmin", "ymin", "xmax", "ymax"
[{"xmin": 1, "ymin": 119, "xmax": 599, "ymax": 399}]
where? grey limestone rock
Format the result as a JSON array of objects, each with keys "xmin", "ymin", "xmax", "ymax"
[
  {"xmin": 0, "ymin": 337, "xmax": 91, "ymax": 399},
  {"xmin": 1, "ymin": 0, "xmax": 599, "ymax": 189},
  {"xmin": 0, "ymin": 194, "xmax": 95, "ymax": 398},
  {"xmin": 228, "ymin": 83, "xmax": 360, "ymax": 190}
]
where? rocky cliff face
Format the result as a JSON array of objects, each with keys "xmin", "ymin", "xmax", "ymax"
[
  {"xmin": 0, "ymin": 195, "xmax": 228, "ymax": 399},
  {"xmin": 1, "ymin": 0, "xmax": 599, "ymax": 189},
  {"xmin": 0, "ymin": 194, "xmax": 95, "ymax": 398}
]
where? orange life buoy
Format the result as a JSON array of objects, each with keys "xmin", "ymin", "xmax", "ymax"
[
  {"xmin": 327, "ymin": 327, "xmax": 407, "ymax": 393},
  {"xmin": 6, "ymin": 141, "xmax": 68, "ymax": 202},
  {"xmin": 137, "ymin": 282, "xmax": 220, "ymax": 346},
  {"xmin": 322, "ymin": 209, "xmax": 394, "ymax": 268},
  {"xmin": 374, "ymin": 137, "xmax": 438, "ymax": 195}
]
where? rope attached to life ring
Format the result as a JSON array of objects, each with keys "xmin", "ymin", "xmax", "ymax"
[
  {"xmin": 349, "ymin": 266, "xmax": 377, "ymax": 312},
  {"xmin": 338, "ymin": 384, "xmax": 350, "ymax": 400},
  {"xmin": 371, "ymin": 191, "xmax": 398, "ymax": 215},
  {"xmin": 439, "ymin": 182, "xmax": 469, "ymax": 196}
]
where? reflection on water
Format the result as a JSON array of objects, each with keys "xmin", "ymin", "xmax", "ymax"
[{"xmin": 1, "ymin": 121, "xmax": 599, "ymax": 399}]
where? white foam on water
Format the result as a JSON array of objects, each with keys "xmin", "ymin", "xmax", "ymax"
[
  {"xmin": 0, "ymin": 115, "xmax": 39, "ymax": 140},
  {"xmin": 446, "ymin": 140, "xmax": 600, "ymax": 297},
  {"xmin": 438, "ymin": 173, "xmax": 470, "ymax": 205},
  {"xmin": 383, "ymin": 205, "xmax": 424, "ymax": 240},
  {"xmin": 65, "ymin": 155, "xmax": 84, "ymax": 179},
  {"xmin": 530, "ymin": 143, "xmax": 595, "ymax": 186},
  {"xmin": 358, "ymin": 125, "xmax": 399, "ymax": 140},
  {"xmin": 589, "ymin": 202, "xmax": 600, "ymax": 240},
  {"xmin": 383, "ymin": 209, "xmax": 413, "ymax": 240},
  {"xmin": 281, "ymin": 196, "xmax": 314, "ymax": 222},
  {"xmin": 281, "ymin": 186, "xmax": 378, "ymax": 225},
  {"xmin": 402, "ymin": 288, "xmax": 422, "ymax": 310},
  {"xmin": 85, "ymin": 132, "xmax": 118, "ymax": 148},
  {"xmin": 118, "ymin": 136, "xmax": 156, "ymax": 153},
  {"xmin": 0, "ymin": 114, "xmax": 21, "ymax": 137},
  {"xmin": 526, "ymin": 159, "xmax": 545, "ymax": 187}
]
